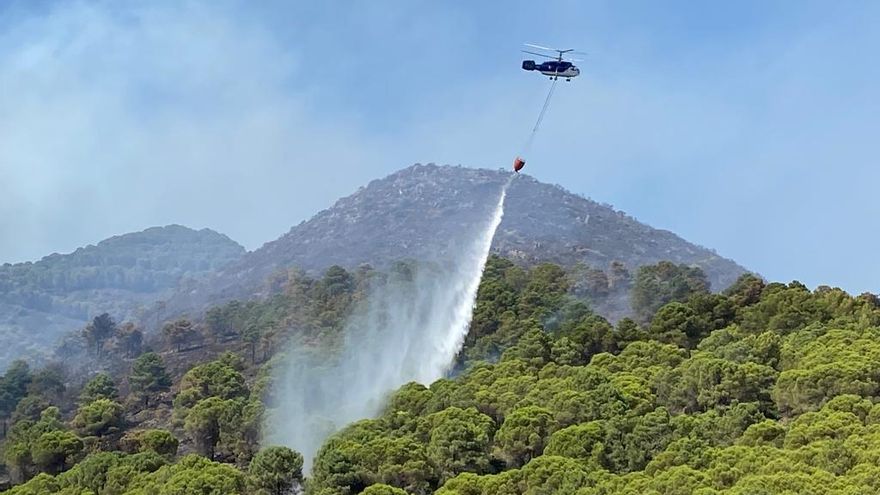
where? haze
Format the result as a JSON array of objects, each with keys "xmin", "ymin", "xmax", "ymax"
[{"xmin": 1, "ymin": 0, "xmax": 878, "ymax": 293}]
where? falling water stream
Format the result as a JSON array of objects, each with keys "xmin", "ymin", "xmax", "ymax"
[{"xmin": 269, "ymin": 176, "xmax": 513, "ymax": 469}]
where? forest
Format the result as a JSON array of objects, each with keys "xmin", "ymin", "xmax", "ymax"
[
  {"xmin": 2, "ymin": 256, "xmax": 880, "ymax": 494},
  {"xmin": 0, "ymin": 225, "xmax": 245, "ymax": 370}
]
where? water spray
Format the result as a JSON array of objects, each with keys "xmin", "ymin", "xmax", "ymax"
[{"xmin": 268, "ymin": 176, "xmax": 513, "ymax": 469}]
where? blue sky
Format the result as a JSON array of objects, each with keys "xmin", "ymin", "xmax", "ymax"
[{"xmin": 1, "ymin": 1, "xmax": 878, "ymax": 293}]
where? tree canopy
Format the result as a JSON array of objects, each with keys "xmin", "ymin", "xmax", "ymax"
[{"xmin": 5, "ymin": 259, "xmax": 880, "ymax": 495}]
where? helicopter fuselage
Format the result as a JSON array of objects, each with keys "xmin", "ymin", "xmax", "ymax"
[{"xmin": 522, "ymin": 60, "xmax": 580, "ymax": 80}]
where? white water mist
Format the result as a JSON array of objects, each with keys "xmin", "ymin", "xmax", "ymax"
[{"xmin": 268, "ymin": 177, "xmax": 512, "ymax": 468}]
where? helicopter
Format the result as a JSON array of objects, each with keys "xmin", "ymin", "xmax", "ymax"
[{"xmin": 521, "ymin": 43, "xmax": 581, "ymax": 81}]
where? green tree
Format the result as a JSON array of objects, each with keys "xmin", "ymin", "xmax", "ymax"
[
  {"xmin": 260, "ymin": 326, "xmax": 279, "ymax": 362},
  {"xmin": 737, "ymin": 419, "xmax": 786, "ymax": 447},
  {"xmin": 11, "ymin": 396, "xmax": 51, "ymax": 423},
  {"xmin": 724, "ymin": 273, "xmax": 766, "ymax": 307},
  {"xmin": 72, "ymin": 399, "xmax": 125, "ymax": 437},
  {"xmin": 659, "ymin": 355, "xmax": 777, "ymax": 414},
  {"xmin": 114, "ymin": 321, "xmax": 144, "ymax": 358},
  {"xmin": 519, "ymin": 455, "xmax": 593, "ymax": 494},
  {"xmin": 129, "ymin": 352, "xmax": 171, "ymax": 408},
  {"xmin": 425, "ymin": 407, "xmax": 495, "ymax": 481},
  {"xmin": 386, "ymin": 383, "xmax": 432, "ymax": 417},
  {"xmin": 1, "ymin": 361, "xmax": 32, "ymax": 400},
  {"xmin": 174, "ymin": 359, "xmax": 248, "ymax": 413},
  {"xmin": 163, "ymin": 318, "xmax": 199, "ymax": 352},
  {"xmin": 79, "ymin": 373, "xmax": 118, "ymax": 404},
  {"xmin": 102, "ymin": 451, "xmax": 167, "ymax": 493},
  {"xmin": 234, "ymin": 399, "xmax": 265, "ymax": 463},
  {"xmin": 5, "ymin": 406, "xmax": 67, "ymax": 480},
  {"xmin": 493, "ymin": 406, "xmax": 557, "ymax": 468},
  {"xmin": 544, "ymin": 420, "xmax": 604, "ymax": 463},
  {"xmin": 83, "ymin": 313, "xmax": 117, "ymax": 357},
  {"xmin": 631, "ymin": 261, "xmax": 709, "ymax": 323},
  {"xmin": 56, "ymin": 451, "xmax": 121, "ymax": 494},
  {"xmin": 31, "ymin": 430, "xmax": 83, "ymax": 474},
  {"xmin": 550, "ymin": 337, "xmax": 580, "ymax": 366},
  {"xmin": 218, "ymin": 350, "xmax": 246, "ymax": 371},
  {"xmin": 121, "ymin": 429, "xmax": 179, "ymax": 458},
  {"xmin": 2, "ymin": 473, "xmax": 60, "ymax": 494},
  {"xmin": 602, "ymin": 408, "xmax": 676, "ymax": 473},
  {"xmin": 242, "ymin": 323, "xmax": 261, "ymax": 364},
  {"xmin": 501, "ymin": 328, "xmax": 552, "ymax": 367},
  {"xmin": 140, "ymin": 454, "xmax": 246, "ymax": 494},
  {"xmin": 247, "ymin": 446, "xmax": 304, "ymax": 495},
  {"xmin": 616, "ymin": 317, "xmax": 646, "ymax": 348},
  {"xmin": 561, "ymin": 314, "xmax": 618, "ymax": 362},
  {"xmin": 26, "ymin": 366, "xmax": 65, "ymax": 403},
  {"xmin": 435, "ymin": 473, "xmax": 484, "ymax": 495},
  {"xmin": 516, "ymin": 264, "xmax": 570, "ymax": 320},
  {"xmin": 0, "ymin": 360, "xmax": 32, "ymax": 436},
  {"xmin": 362, "ymin": 484, "xmax": 408, "ymax": 495},
  {"xmin": 5, "ymin": 437, "xmax": 35, "ymax": 483},
  {"xmin": 206, "ymin": 306, "xmax": 236, "ymax": 340},
  {"xmin": 184, "ymin": 397, "xmax": 241, "ymax": 459}
]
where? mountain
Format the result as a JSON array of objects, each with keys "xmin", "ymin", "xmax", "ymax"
[
  {"xmin": 160, "ymin": 164, "xmax": 747, "ymax": 321},
  {"xmin": 0, "ymin": 225, "xmax": 245, "ymax": 367}
]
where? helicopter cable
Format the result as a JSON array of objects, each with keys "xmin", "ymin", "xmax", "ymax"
[
  {"xmin": 533, "ymin": 78, "xmax": 558, "ymax": 134},
  {"xmin": 521, "ymin": 78, "xmax": 558, "ymax": 154}
]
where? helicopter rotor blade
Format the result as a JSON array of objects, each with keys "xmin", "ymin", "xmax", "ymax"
[
  {"xmin": 521, "ymin": 50, "xmax": 555, "ymax": 59},
  {"xmin": 524, "ymin": 43, "xmax": 556, "ymax": 52}
]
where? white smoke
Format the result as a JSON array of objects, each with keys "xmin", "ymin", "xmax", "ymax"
[{"xmin": 268, "ymin": 177, "xmax": 511, "ymax": 469}]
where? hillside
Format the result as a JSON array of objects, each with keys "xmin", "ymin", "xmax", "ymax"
[
  {"xmin": 0, "ymin": 225, "xmax": 245, "ymax": 367},
  {"xmin": 304, "ymin": 265, "xmax": 880, "ymax": 495},
  {"xmin": 162, "ymin": 164, "xmax": 746, "ymax": 321},
  {"xmin": 5, "ymin": 258, "xmax": 880, "ymax": 494}
]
